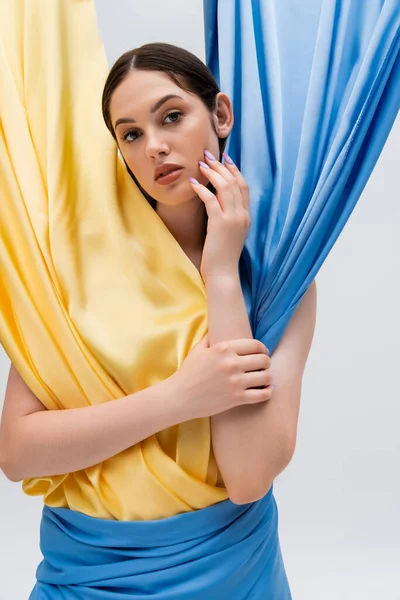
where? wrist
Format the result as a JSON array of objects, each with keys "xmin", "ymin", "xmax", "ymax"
[
  {"xmin": 160, "ymin": 372, "xmax": 194, "ymax": 424},
  {"xmin": 203, "ymin": 268, "xmax": 240, "ymax": 287}
]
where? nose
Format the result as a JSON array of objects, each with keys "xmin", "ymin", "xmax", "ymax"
[{"xmin": 145, "ymin": 128, "xmax": 170, "ymax": 159}]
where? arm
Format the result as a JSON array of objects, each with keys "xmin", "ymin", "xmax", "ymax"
[
  {"xmin": 208, "ymin": 277, "xmax": 317, "ymax": 504},
  {"xmin": 0, "ymin": 364, "xmax": 184, "ymax": 482}
]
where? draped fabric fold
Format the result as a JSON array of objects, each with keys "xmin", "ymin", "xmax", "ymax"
[
  {"xmin": 0, "ymin": 0, "xmax": 226, "ymax": 521},
  {"xmin": 29, "ymin": 487, "xmax": 291, "ymax": 599},
  {"xmin": 204, "ymin": 0, "xmax": 400, "ymax": 353},
  {"xmin": 0, "ymin": 0, "xmax": 399, "ymax": 596}
]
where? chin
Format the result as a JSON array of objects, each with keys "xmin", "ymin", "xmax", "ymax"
[
  {"xmin": 156, "ymin": 194, "xmax": 196, "ymax": 207},
  {"xmin": 153, "ymin": 183, "xmax": 198, "ymax": 206}
]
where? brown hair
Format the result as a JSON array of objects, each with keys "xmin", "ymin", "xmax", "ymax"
[{"xmin": 102, "ymin": 42, "xmax": 228, "ymax": 208}]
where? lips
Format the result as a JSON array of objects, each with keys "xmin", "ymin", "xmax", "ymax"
[
  {"xmin": 156, "ymin": 168, "xmax": 184, "ymax": 186},
  {"xmin": 154, "ymin": 163, "xmax": 184, "ymax": 180},
  {"xmin": 157, "ymin": 168, "xmax": 177, "ymax": 179}
]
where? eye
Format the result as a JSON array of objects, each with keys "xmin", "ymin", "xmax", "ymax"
[
  {"xmin": 164, "ymin": 110, "xmax": 183, "ymax": 124},
  {"xmin": 120, "ymin": 111, "xmax": 183, "ymax": 143},
  {"xmin": 122, "ymin": 129, "xmax": 140, "ymax": 143}
]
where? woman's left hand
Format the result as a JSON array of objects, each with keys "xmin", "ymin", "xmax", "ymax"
[{"xmin": 189, "ymin": 150, "xmax": 251, "ymax": 282}]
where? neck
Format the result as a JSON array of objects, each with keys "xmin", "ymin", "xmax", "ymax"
[{"xmin": 156, "ymin": 197, "xmax": 207, "ymax": 261}]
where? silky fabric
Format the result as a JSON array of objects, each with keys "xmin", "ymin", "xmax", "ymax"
[
  {"xmin": 0, "ymin": 0, "xmax": 398, "ymax": 529},
  {"xmin": 29, "ymin": 486, "xmax": 291, "ymax": 599},
  {"xmin": 1, "ymin": 0, "xmax": 398, "ymax": 597},
  {"xmin": 0, "ymin": 0, "xmax": 227, "ymax": 521},
  {"xmin": 205, "ymin": 0, "xmax": 400, "ymax": 350}
]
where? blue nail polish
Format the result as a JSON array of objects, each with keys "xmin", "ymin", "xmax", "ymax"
[
  {"xmin": 199, "ymin": 160, "xmax": 210, "ymax": 169},
  {"xmin": 204, "ymin": 149, "xmax": 216, "ymax": 161},
  {"xmin": 222, "ymin": 152, "xmax": 234, "ymax": 165}
]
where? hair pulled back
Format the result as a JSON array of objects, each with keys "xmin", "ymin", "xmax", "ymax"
[{"xmin": 102, "ymin": 42, "xmax": 228, "ymax": 207}]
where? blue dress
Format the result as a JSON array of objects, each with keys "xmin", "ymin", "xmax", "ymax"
[{"xmin": 30, "ymin": 486, "xmax": 291, "ymax": 599}]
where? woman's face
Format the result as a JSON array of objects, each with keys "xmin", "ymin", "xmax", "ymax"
[{"xmin": 109, "ymin": 69, "xmax": 233, "ymax": 206}]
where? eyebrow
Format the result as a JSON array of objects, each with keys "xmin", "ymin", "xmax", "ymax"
[{"xmin": 114, "ymin": 94, "xmax": 184, "ymax": 129}]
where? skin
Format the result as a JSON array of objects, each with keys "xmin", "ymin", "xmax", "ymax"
[
  {"xmin": 109, "ymin": 69, "xmax": 234, "ymax": 270},
  {"xmin": 0, "ymin": 69, "xmax": 317, "ymax": 501},
  {"xmin": 109, "ymin": 68, "xmax": 317, "ymax": 501}
]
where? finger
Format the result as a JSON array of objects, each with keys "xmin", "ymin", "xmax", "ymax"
[
  {"xmin": 189, "ymin": 177, "xmax": 221, "ymax": 219},
  {"xmin": 203, "ymin": 150, "xmax": 243, "ymax": 213},
  {"xmin": 198, "ymin": 161, "xmax": 236, "ymax": 214},
  {"xmin": 203, "ymin": 150, "xmax": 237, "ymax": 185},
  {"xmin": 222, "ymin": 153, "xmax": 250, "ymax": 212},
  {"xmin": 244, "ymin": 386, "xmax": 274, "ymax": 404},
  {"xmin": 203, "ymin": 152, "xmax": 249, "ymax": 214},
  {"xmin": 218, "ymin": 338, "xmax": 269, "ymax": 356},
  {"xmin": 243, "ymin": 369, "xmax": 272, "ymax": 389},
  {"xmin": 239, "ymin": 353, "xmax": 271, "ymax": 371}
]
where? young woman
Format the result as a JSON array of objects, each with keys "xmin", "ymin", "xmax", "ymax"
[
  {"xmin": 2, "ymin": 0, "xmax": 398, "ymax": 593},
  {"xmin": 1, "ymin": 35, "xmax": 316, "ymax": 600},
  {"xmin": 100, "ymin": 41, "xmax": 317, "ymax": 507}
]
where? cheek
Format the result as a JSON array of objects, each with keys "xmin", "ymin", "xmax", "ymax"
[
  {"xmin": 119, "ymin": 146, "xmax": 142, "ymax": 173},
  {"xmin": 117, "ymin": 149, "xmax": 145, "ymax": 186},
  {"xmin": 184, "ymin": 120, "xmax": 215, "ymax": 155}
]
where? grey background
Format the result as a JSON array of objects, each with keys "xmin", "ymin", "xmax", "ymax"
[{"xmin": 0, "ymin": 1, "xmax": 399, "ymax": 598}]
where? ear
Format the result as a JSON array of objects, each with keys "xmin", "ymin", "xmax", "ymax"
[{"xmin": 213, "ymin": 92, "xmax": 234, "ymax": 138}]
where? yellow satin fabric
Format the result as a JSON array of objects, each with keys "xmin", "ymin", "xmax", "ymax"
[{"xmin": 0, "ymin": 0, "xmax": 227, "ymax": 520}]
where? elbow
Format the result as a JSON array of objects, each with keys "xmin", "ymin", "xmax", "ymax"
[
  {"xmin": 228, "ymin": 434, "xmax": 297, "ymax": 506},
  {"xmin": 229, "ymin": 482, "xmax": 274, "ymax": 505},
  {"xmin": 0, "ymin": 455, "xmax": 22, "ymax": 483},
  {"xmin": 0, "ymin": 439, "xmax": 22, "ymax": 483},
  {"xmin": 1, "ymin": 470, "xmax": 22, "ymax": 483}
]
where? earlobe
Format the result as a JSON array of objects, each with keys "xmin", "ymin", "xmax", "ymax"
[
  {"xmin": 216, "ymin": 116, "xmax": 233, "ymax": 138},
  {"xmin": 214, "ymin": 94, "xmax": 234, "ymax": 136}
]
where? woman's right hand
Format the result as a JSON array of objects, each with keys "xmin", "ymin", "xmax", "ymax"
[{"xmin": 170, "ymin": 335, "xmax": 273, "ymax": 420}]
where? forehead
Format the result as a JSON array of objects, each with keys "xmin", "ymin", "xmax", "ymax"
[{"xmin": 109, "ymin": 69, "xmax": 196, "ymax": 117}]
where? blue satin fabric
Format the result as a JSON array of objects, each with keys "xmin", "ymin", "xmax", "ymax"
[
  {"xmin": 29, "ymin": 486, "xmax": 291, "ymax": 599},
  {"xmin": 204, "ymin": 0, "xmax": 400, "ymax": 354}
]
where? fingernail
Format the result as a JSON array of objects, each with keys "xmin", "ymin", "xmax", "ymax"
[
  {"xmin": 222, "ymin": 152, "xmax": 234, "ymax": 165},
  {"xmin": 271, "ymin": 384, "xmax": 275, "ymax": 391},
  {"xmin": 189, "ymin": 177, "xmax": 199, "ymax": 185},
  {"xmin": 199, "ymin": 160, "xmax": 210, "ymax": 169},
  {"xmin": 204, "ymin": 149, "xmax": 216, "ymax": 161}
]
